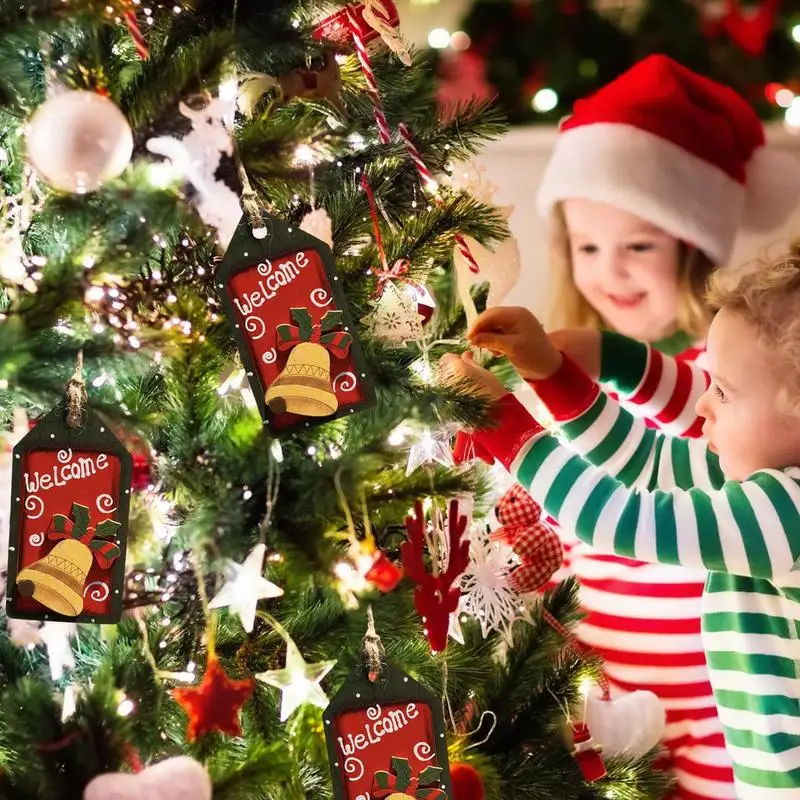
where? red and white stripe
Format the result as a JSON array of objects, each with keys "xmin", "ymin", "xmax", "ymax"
[
  {"xmin": 123, "ymin": 6, "xmax": 149, "ymax": 60},
  {"xmin": 622, "ymin": 346, "xmax": 710, "ymax": 439},
  {"xmin": 347, "ymin": 5, "xmax": 391, "ymax": 144},
  {"xmin": 545, "ymin": 344, "xmax": 735, "ymax": 800},
  {"xmin": 397, "ymin": 123, "xmax": 481, "ymax": 274}
]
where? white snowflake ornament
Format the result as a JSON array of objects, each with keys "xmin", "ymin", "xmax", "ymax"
[{"xmin": 458, "ymin": 529, "xmax": 522, "ymax": 640}]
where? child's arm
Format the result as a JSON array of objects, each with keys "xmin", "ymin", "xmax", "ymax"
[
  {"xmin": 599, "ymin": 331, "xmax": 708, "ymax": 438},
  {"xmin": 551, "ymin": 328, "xmax": 709, "ymax": 438},
  {"xmin": 471, "ymin": 353, "xmax": 722, "ymax": 494},
  {"xmin": 473, "ymin": 382, "xmax": 800, "ymax": 582}
]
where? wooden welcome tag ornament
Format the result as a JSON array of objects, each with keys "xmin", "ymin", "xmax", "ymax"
[
  {"xmin": 215, "ymin": 213, "xmax": 374, "ymax": 433},
  {"xmin": 324, "ymin": 611, "xmax": 452, "ymax": 800},
  {"xmin": 5, "ymin": 364, "xmax": 132, "ymax": 623}
]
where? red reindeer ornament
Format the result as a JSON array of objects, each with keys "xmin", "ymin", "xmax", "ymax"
[
  {"xmin": 401, "ymin": 499, "xmax": 469, "ymax": 654},
  {"xmin": 491, "ymin": 485, "xmax": 563, "ymax": 594}
]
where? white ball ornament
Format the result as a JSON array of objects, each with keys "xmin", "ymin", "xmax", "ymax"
[{"xmin": 26, "ymin": 90, "xmax": 133, "ymax": 193}]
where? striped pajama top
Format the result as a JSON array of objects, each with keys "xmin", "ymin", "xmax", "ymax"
[
  {"xmin": 476, "ymin": 340, "xmax": 800, "ymax": 799},
  {"xmin": 551, "ymin": 334, "xmax": 734, "ymax": 800}
]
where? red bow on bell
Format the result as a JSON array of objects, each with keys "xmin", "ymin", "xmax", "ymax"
[
  {"xmin": 275, "ymin": 308, "xmax": 352, "ymax": 359},
  {"xmin": 47, "ymin": 501, "xmax": 122, "ymax": 569},
  {"xmin": 372, "ymin": 758, "xmax": 447, "ymax": 799}
]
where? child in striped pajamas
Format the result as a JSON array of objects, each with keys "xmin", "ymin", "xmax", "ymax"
[
  {"xmin": 444, "ymin": 253, "xmax": 800, "ymax": 798},
  {"xmin": 511, "ymin": 54, "xmax": 800, "ymax": 800}
]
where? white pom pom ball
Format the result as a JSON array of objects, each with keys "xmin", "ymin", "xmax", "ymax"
[
  {"xmin": 26, "ymin": 90, "xmax": 133, "ymax": 193},
  {"xmin": 83, "ymin": 756, "xmax": 212, "ymax": 800}
]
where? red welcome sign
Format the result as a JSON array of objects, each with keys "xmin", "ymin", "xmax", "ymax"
[
  {"xmin": 227, "ymin": 249, "xmax": 367, "ymax": 430},
  {"xmin": 216, "ymin": 214, "xmax": 374, "ymax": 432},
  {"xmin": 324, "ymin": 663, "xmax": 452, "ymax": 800},
  {"xmin": 13, "ymin": 448, "xmax": 123, "ymax": 618},
  {"xmin": 5, "ymin": 404, "xmax": 132, "ymax": 624},
  {"xmin": 333, "ymin": 702, "xmax": 439, "ymax": 799}
]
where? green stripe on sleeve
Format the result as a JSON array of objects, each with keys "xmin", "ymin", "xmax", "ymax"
[
  {"xmin": 612, "ymin": 489, "xmax": 640, "ymax": 558},
  {"xmin": 586, "ymin": 406, "xmax": 633, "ymax": 468},
  {"xmin": 560, "ymin": 389, "xmax": 607, "ymax": 439},
  {"xmin": 653, "ymin": 492, "xmax": 680, "ymax": 565},
  {"xmin": 707, "ymin": 650, "xmax": 798, "ymax": 680},
  {"xmin": 689, "ymin": 489, "xmax": 726, "ymax": 571},
  {"xmin": 730, "ymin": 761, "xmax": 800, "ymax": 790},
  {"xmin": 669, "ymin": 436, "xmax": 694, "ymax": 489},
  {"xmin": 617, "ymin": 427, "xmax": 658, "ymax": 487},
  {"xmin": 726, "ymin": 482, "xmax": 774, "ymax": 579},
  {"xmin": 575, "ymin": 482, "xmax": 612, "ymax": 549},
  {"xmin": 599, "ymin": 330, "xmax": 649, "ymax": 393},
  {"xmin": 516, "ymin": 435, "xmax": 559, "ymax": 492}
]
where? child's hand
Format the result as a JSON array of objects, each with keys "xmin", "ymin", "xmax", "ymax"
[
  {"xmin": 468, "ymin": 307, "xmax": 562, "ymax": 381},
  {"xmin": 547, "ymin": 328, "xmax": 601, "ymax": 380},
  {"xmin": 439, "ymin": 352, "xmax": 507, "ymax": 400}
]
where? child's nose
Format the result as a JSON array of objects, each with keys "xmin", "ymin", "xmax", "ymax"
[
  {"xmin": 695, "ymin": 387, "xmax": 712, "ymax": 420},
  {"xmin": 600, "ymin": 250, "xmax": 629, "ymax": 279}
]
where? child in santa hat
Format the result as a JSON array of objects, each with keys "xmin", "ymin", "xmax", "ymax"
[{"xmin": 500, "ymin": 55, "xmax": 800, "ymax": 800}]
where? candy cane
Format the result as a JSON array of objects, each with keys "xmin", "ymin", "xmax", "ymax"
[
  {"xmin": 123, "ymin": 5, "xmax": 149, "ymax": 59},
  {"xmin": 347, "ymin": 5, "xmax": 391, "ymax": 144},
  {"xmin": 397, "ymin": 123, "xmax": 481, "ymax": 275}
]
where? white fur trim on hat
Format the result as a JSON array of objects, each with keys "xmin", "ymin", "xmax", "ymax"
[
  {"xmin": 537, "ymin": 123, "xmax": 745, "ymax": 264},
  {"xmin": 744, "ymin": 147, "xmax": 800, "ymax": 233}
]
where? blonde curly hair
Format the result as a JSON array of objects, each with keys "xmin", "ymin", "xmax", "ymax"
[
  {"xmin": 707, "ymin": 249, "xmax": 800, "ymax": 415},
  {"xmin": 546, "ymin": 203, "xmax": 715, "ymax": 339}
]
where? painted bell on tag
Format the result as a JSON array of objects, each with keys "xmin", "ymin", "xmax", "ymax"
[
  {"xmin": 15, "ymin": 538, "xmax": 92, "ymax": 617},
  {"xmin": 265, "ymin": 342, "xmax": 338, "ymax": 417}
]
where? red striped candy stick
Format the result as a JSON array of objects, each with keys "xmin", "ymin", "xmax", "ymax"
[
  {"xmin": 347, "ymin": 5, "xmax": 391, "ymax": 144},
  {"xmin": 397, "ymin": 123, "xmax": 481, "ymax": 275},
  {"xmin": 124, "ymin": 4, "xmax": 149, "ymax": 60}
]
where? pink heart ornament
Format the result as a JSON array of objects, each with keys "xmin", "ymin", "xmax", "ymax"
[
  {"xmin": 83, "ymin": 756, "xmax": 212, "ymax": 800},
  {"xmin": 584, "ymin": 688, "xmax": 666, "ymax": 759}
]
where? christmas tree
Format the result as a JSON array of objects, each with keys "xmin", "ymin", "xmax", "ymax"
[
  {"xmin": 0, "ymin": 1, "xmax": 672, "ymax": 798},
  {"xmin": 446, "ymin": 0, "xmax": 800, "ymax": 125}
]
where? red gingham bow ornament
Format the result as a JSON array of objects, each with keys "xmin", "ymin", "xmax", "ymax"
[{"xmin": 490, "ymin": 484, "xmax": 563, "ymax": 594}]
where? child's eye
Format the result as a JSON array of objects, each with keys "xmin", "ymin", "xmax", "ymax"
[
  {"xmin": 712, "ymin": 383, "xmax": 727, "ymax": 402},
  {"xmin": 577, "ymin": 244, "xmax": 599, "ymax": 255},
  {"xmin": 628, "ymin": 242, "xmax": 655, "ymax": 253}
]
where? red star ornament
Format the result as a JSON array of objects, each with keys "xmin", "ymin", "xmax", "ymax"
[{"xmin": 172, "ymin": 656, "xmax": 255, "ymax": 741}]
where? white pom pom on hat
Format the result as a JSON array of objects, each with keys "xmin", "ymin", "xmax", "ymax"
[{"xmin": 536, "ymin": 55, "xmax": 800, "ymax": 265}]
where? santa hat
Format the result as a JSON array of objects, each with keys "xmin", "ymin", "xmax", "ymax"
[{"xmin": 537, "ymin": 55, "xmax": 800, "ymax": 264}]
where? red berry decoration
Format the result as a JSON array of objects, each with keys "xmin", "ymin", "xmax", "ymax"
[{"xmin": 451, "ymin": 763, "xmax": 485, "ymax": 800}]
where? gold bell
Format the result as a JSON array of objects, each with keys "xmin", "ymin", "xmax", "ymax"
[
  {"xmin": 15, "ymin": 538, "xmax": 92, "ymax": 617},
  {"xmin": 266, "ymin": 342, "xmax": 338, "ymax": 417}
]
